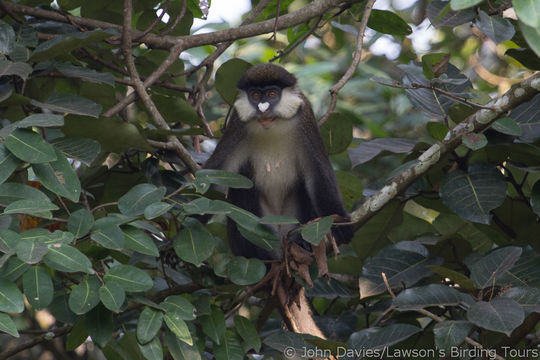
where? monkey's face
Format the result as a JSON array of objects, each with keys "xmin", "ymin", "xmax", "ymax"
[{"xmin": 246, "ymin": 86, "xmax": 282, "ymax": 129}]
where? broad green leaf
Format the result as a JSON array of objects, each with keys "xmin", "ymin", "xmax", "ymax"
[
  {"xmin": 153, "ymin": 94, "xmax": 200, "ymax": 126},
  {"xmin": 138, "ymin": 336, "xmax": 163, "ymax": 360},
  {"xmin": 228, "ymin": 206, "xmax": 280, "ymax": 250},
  {"xmin": 450, "ymin": 0, "xmax": 483, "ymax": 10},
  {"xmin": 439, "ymin": 163, "xmax": 507, "ymax": 224},
  {"xmin": 475, "ymin": 10, "xmax": 515, "ymax": 43},
  {"xmin": 0, "ymin": 144, "xmax": 20, "ymax": 185},
  {"xmin": 193, "ymin": 169, "xmax": 253, "ymax": 194},
  {"xmin": 0, "ymin": 182, "xmax": 49, "ymax": 204},
  {"xmin": 532, "ymin": 180, "xmax": 540, "ymax": 216},
  {"xmin": 22, "ymin": 266, "xmax": 54, "ymax": 310},
  {"xmin": 215, "ymin": 59, "xmax": 252, "ymax": 105},
  {"xmin": 164, "ymin": 312, "xmax": 192, "ymax": 345},
  {"xmin": 469, "ymin": 246, "xmax": 522, "ymax": 289},
  {"xmin": 0, "ymin": 114, "xmax": 64, "ymax": 139},
  {"xmin": 358, "ymin": 242, "xmax": 442, "ymax": 298},
  {"xmin": 367, "ymin": 9, "xmax": 412, "ymax": 36},
  {"xmin": 260, "ymin": 215, "xmax": 299, "ymax": 225},
  {"xmin": 0, "ymin": 312, "xmax": 19, "ymax": 337},
  {"xmin": 502, "ymin": 287, "xmax": 540, "ymax": 314},
  {"xmin": 68, "ymin": 276, "xmax": 101, "ymax": 314},
  {"xmin": 123, "ymin": 227, "xmax": 159, "ymax": 257},
  {"xmin": 44, "ymin": 244, "xmax": 94, "ymax": 274},
  {"xmin": 183, "ymin": 198, "xmax": 233, "ymax": 215},
  {"xmin": 214, "ymin": 332, "xmax": 243, "ymax": 360},
  {"xmin": 393, "ymin": 284, "xmax": 463, "ymax": 310},
  {"xmin": 15, "ymin": 239, "xmax": 48, "ymax": 264},
  {"xmin": 514, "ymin": 0, "xmax": 540, "ymax": 27},
  {"xmin": 433, "ymin": 321, "xmax": 473, "ymax": 352},
  {"xmin": 462, "ymin": 133, "xmax": 488, "ymax": 150},
  {"xmin": 91, "ymin": 224, "xmax": 125, "ymax": 250},
  {"xmin": 66, "ymin": 320, "xmax": 88, "ymax": 351},
  {"xmin": 491, "ymin": 117, "xmax": 522, "ymax": 136},
  {"xmin": 31, "ymin": 93, "xmax": 102, "ymax": 118},
  {"xmin": 234, "ymin": 315, "xmax": 261, "ymax": 352},
  {"xmin": 118, "ymin": 184, "xmax": 166, "ymax": 217},
  {"xmin": 0, "ymin": 20, "xmax": 16, "ymax": 54},
  {"xmin": 4, "ymin": 129, "xmax": 57, "ymax": 164},
  {"xmin": 45, "ymin": 230, "xmax": 74, "ymax": 245},
  {"xmin": 467, "ymin": 298, "xmax": 525, "ymax": 336},
  {"xmin": 301, "ymin": 216, "xmax": 333, "ymax": 245},
  {"xmin": 0, "ymin": 229, "xmax": 20, "ymax": 254},
  {"xmin": 427, "ymin": 122, "xmax": 448, "ymax": 140},
  {"xmin": 226, "ymin": 256, "xmax": 266, "ymax": 286},
  {"xmin": 33, "ymin": 148, "xmax": 81, "ymax": 202},
  {"xmin": 320, "ymin": 113, "xmax": 353, "ymax": 155},
  {"xmin": 263, "ymin": 331, "xmax": 320, "ymax": 355},
  {"xmin": 348, "ymin": 324, "xmax": 422, "ymax": 350},
  {"xmin": 137, "ymin": 307, "xmax": 164, "ymax": 344},
  {"xmin": 0, "ymin": 60, "xmax": 32, "ymax": 80},
  {"xmin": 173, "ymin": 218, "xmax": 215, "ymax": 266},
  {"xmin": 30, "ymin": 29, "xmax": 117, "ymax": 62},
  {"xmin": 51, "ymin": 137, "xmax": 101, "ymax": 166},
  {"xmin": 55, "ymin": 62, "xmax": 115, "ymax": 86},
  {"xmin": 104, "ymin": 264, "xmax": 153, "ymax": 292},
  {"xmin": 83, "ymin": 305, "xmax": 113, "ymax": 346},
  {"xmin": 0, "ymin": 257, "xmax": 30, "ymax": 281},
  {"xmin": 161, "ymin": 295, "xmax": 196, "ymax": 321},
  {"xmin": 520, "ymin": 21, "xmax": 540, "ymax": 58},
  {"xmin": 200, "ymin": 307, "xmax": 226, "ymax": 344},
  {"xmin": 0, "ymin": 279, "xmax": 24, "ymax": 313},
  {"xmin": 99, "ymin": 282, "xmax": 125, "ymax": 312},
  {"xmin": 144, "ymin": 201, "xmax": 173, "ymax": 220},
  {"xmin": 164, "ymin": 330, "xmax": 201, "ymax": 360},
  {"xmin": 68, "ymin": 208, "xmax": 94, "ymax": 239},
  {"xmin": 348, "ymin": 138, "xmax": 417, "ymax": 166},
  {"xmin": 4, "ymin": 199, "xmax": 58, "ymax": 218}
]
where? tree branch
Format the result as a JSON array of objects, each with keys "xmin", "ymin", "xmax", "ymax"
[
  {"xmin": 351, "ymin": 72, "xmax": 540, "ymax": 225},
  {"xmin": 0, "ymin": 325, "xmax": 73, "ymax": 360}
]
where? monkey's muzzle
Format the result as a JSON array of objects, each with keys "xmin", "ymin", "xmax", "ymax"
[{"xmin": 258, "ymin": 117, "xmax": 276, "ymax": 129}]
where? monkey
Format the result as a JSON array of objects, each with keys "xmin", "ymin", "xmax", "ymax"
[{"xmin": 204, "ymin": 63, "xmax": 352, "ymax": 338}]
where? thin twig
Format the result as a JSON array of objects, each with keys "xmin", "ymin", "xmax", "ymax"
[
  {"xmin": 0, "ymin": 325, "xmax": 73, "ymax": 360},
  {"xmin": 161, "ymin": 0, "xmax": 187, "ymax": 36},
  {"xmin": 410, "ymin": 82, "xmax": 497, "ymax": 110},
  {"xmin": 270, "ymin": 15, "xmax": 322, "ymax": 62},
  {"xmin": 318, "ymin": 0, "xmax": 375, "ymax": 126},
  {"xmin": 133, "ymin": 0, "xmax": 171, "ymax": 41},
  {"xmin": 270, "ymin": 0, "xmax": 281, "ymax": 40}
]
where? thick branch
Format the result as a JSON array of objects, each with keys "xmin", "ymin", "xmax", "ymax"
[
  {"xmin": 0, "ymin": 325, "xmax": 72, "ymax": 360},
  {"xmin": 351, "ymin": 72, "xmax": 540, "ymax": 225}
]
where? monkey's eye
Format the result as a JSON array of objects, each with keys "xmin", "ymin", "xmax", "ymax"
[
  {"xmin": 250, "ymin": 91, "xmax": 262, "ymax": 100},
  {"xmin": 267, "ymin": 90, "xmax": 278, "ymax": 98}
]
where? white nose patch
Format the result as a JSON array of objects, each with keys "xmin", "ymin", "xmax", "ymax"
[{"xmin": 258, "ymin": 102, "xmax": 270, "ymax": 112}]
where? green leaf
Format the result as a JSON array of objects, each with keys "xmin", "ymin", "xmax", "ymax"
[
  {"xmin": 83, "ymin": 305, "xmax": 113, "ymax": 346},
  {"xmin": 193, "ymin": 169, "xmax": 253, "ymax": 194},
  {"xmin": 54, "ymin": 62, "xmax": 115, "ymax": 86},
  {"xmin": 138, "ymin": 336, "xmax": 163, "ymax": 360},
  {"xmin": 30, "ymin": 29, "xmax": 117, "ymax": 62},
  {"xmin": 0, "ymin": 229, "xmax": 19, "ymax": 254},
  {"xmin": 99, "ymin": 282, "xmax": 125, "ymax": 312},
  {"xmin": 450, "ymin": 0, "xmax": 483, "ymax": 10},
  {"xmin": 214, "ymin": 332, "xmax": 243, "ymax": 360},
  {"xmin": 161, "ymin": 295, "xmax": 196, "ymax": 321},
  {"xmin": 227, "ymin": 206, "xmax": 280, "ymax": 250},
  {"xmin": 226, "ymin": 256, "xmax": 266, "ymax": 286},
  {"xmin": 0, "ymin": 182, "xmax": 49, "ymax": 204},
  {"xmin": 144, "ymin": 202, "xmax": 173, "ymax": 220},
  {"xmin": 164, "ymin": 329, "xmax": 201, "ymax": 360},
  {"xmin": 200, "ymin": 307, "xmax": 226, "ymax": 344},
  {"xmin": 433, "ymin": 321, "xmax": 473, "ymax": 352},
  {"xmin": 367, "ymin": 9, "xmax": 412, "ymax": 36},
  {"xmin": 0, "ymin": 60, "xmax": 32, "ymax": 80},
  {"xmin": 15, "ymin": 239, "xmax": 48, "ymax": 264},
  {"xmin": 469, "ymin": 246, "xmax": 523, "ymax": 289},
  {"xmin": 68, "ymin": 208, "xmax": 94, "ymax": 239},
  {"xmin": 66, "ymin": 320, "xmax": 88, "ymax": 351},
  {"xmin": 118, "ymin": 184, "xmax": 166, "ymax": 217},
  {"xmin": 393, "ymin": 284, "xmax": 463, "ymax": 310},
  {"xmin": 348, "ymin": 138, "xmax": 417, "ymax": 166},
  {"xmin": 348, "ymin": 324, "xmax": 422, "ymax": 350},
  {"xmin": 104, "ymin": 264, "xmax": 153, "ymax": 292},
  {"xmin": 44, "ymin": 244, "xmax": 94, "ymax": 274},
  {"xmin": 260, "ymin": 215, "xmax": 299, "ymax": 225},
  {"xmin": 0, "ymin": 114, "xmax": 64, "ymax": 139},
  {"xmin": 4, "ymin": 129, "xmax": 57, "ymax": 164},
  {"xmin": 91, "ymin": 224, "xmax": 125, "ymax": 250},
  {"xmin": 421, "ymin": 53, "xmax": 450, "ymax": 80},
  {"xmin": 301, "ymin": 216, "xmax": 333, "ymax": 245},
  {"xmin": 0, "ymin": 20, "xmax": 16, "ymax": 55},
  {"xmin": 137, "ymin": 307, "xmax": 164, "ymax": 344},
  {"xmin": 0, "ymin": 144, "xmax": 20, "ymax": 185},
  {"xmin": 519, "ymin": 21, "xmax": 540, "ymax": 59},
  {"xmin": 427, "ymin": 122, "xmax": 448, "ymax": 141},
  {"xmin": 31, "ymin": 93, "xmax": 102, "ymax": 118},
  {"xmin": 467, "ymin": 298, "xmax": 525, "ymax": 336},
  {"xmin": 234, "ymin": 315, "xmax": 261, "ymax": 352},
  {"xmin": 514, "ymin": 0, "xmax": 540, "ymax": 27},
  {"xmin": 439, "ymin": 163, "xmax": 507, "ymax": 224},
  {"xmin": 426, "ymin": 265, "xmax": 476, "ymax": 290},
  {"xmin": 215, "ymin": 59, "xmax": 252, "ymax": 105},
  {"xmin": 491, "ymin": 117, "xmax": 522, "ymax": 136},
  {"xmin": 173, "ymin": 218, "xmax": 215, "ymax": 266},
  {"xmin": 22, "ymin": 266, "xmax": 53, "ymax": 310},
  {"xmin": 0, "ymin": 312, "xmax": 19, "ymax": 337},
  {"xmin": 0, "ymin": 257, "xmax": 30, "ymax": 281},
  {"xmin": 123, "ymin": 227, "xmax": 159, "ymax": 257},
  {"xmin": 475, "ymin": 11, "xmax": 515, "ymax": 43},
  {"xmin": 320, "ymin": 113, "xmax": 353, "ymax": 155},
  {"xmin": 531, "ymin": 180, "xmax": 540, "ymax": 216},
  {"xmin": 164, "ymin": 312, "xmax": 192, "ymax": 345},
  {"xmin": 4, "ymin": 199, "xmax": 58, "ymax": 218},
  {"xmin": 33, "ymin": 148, "xmax": 81, "ymax": 202},
  {"xmin": 462, "ymin": 133, "xmax": 488, "ymax": 150},
  {"xmin": 51, "ymin": 137, "xmax": 101, "ymax": 166},
  {"xmin": 502, "ymin": 287, "xmax": 540, "ymax": 314},
  {"xmin": 68, "ymin": 276, "xmax": 101, "ymax": 314},
  {"xmin": 0, "ymin": 278, "xmax": 24, "ymax": 313}
]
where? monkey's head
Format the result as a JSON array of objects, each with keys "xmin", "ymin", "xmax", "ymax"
[{"xmin": 234, "ymin": 64, "xmax": 304, "ymax": 129}]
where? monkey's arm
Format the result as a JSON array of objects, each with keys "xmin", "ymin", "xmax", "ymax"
[{"xmin": 203, "ymin": 114, "xmax": 246, "ymax": 170}]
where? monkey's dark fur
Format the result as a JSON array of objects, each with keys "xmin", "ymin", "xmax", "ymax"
[{"xmin": 204, "ymin": 63, "xmax": 352, "ymax": 337}]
